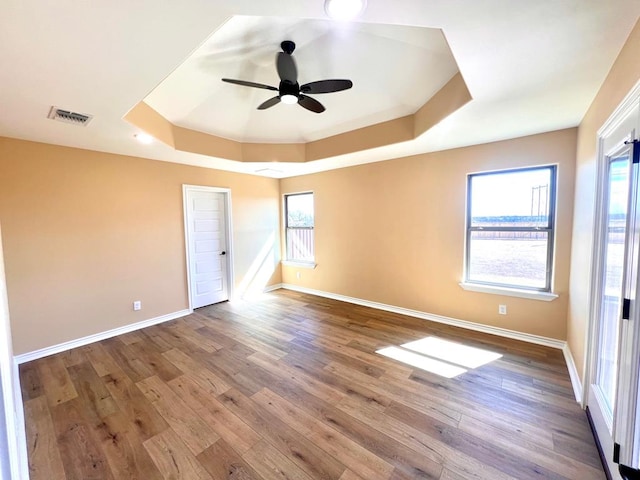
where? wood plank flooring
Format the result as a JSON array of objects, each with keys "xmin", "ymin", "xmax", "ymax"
[{"xmin": 20, "ymin": 290, "xmax": 604, "ymax": 480}]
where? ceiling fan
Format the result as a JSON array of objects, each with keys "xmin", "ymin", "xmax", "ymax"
[{"xmin": 221, "ymin": 40, "xmax": 353, "ymax": 114}]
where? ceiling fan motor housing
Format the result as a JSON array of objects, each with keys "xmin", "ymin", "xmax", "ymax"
[
  {"xmin": 281, "ymin": 40, "xmax": 296, "ymax": 54},
  {"xmin": 279, "ymin": 80, "xmax": 300, "ymax": 98}
]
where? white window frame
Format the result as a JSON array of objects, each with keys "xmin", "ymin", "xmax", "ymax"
[
  {"xmin": 461, "ymin": 165, "xmax": 558, "ymax": 299},
  {"xmin": 283, "ymin": 192, "xmax": 315, "ymax": 267}
]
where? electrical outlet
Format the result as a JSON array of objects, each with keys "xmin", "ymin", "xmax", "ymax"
[
  {"xmin": 133, "ymin": 301, "xmax": 141, "ymax": 311},
  {"xmin": 296, "ymin": 271, "xmax": 301, "ymax": 280},
  {"xmin": 498, "ymin": 304, "xmax": 507, "ymax": 315}
]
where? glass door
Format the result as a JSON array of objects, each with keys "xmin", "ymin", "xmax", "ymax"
[
  {"xmin": 613, "ymin": 138, "xmax": 640, "ymax": 477},
  {"xmin": 593, "ymin": 149, "xmax": 631, "ymax": 425},
  {"xmin": 588, "ymin": 100, "xmax": 639, "ymax": 479}
]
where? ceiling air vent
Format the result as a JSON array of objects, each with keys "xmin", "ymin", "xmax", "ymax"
[{"xmin": 47, "ymin": 106, "xmax": 93, "ymax": 126}]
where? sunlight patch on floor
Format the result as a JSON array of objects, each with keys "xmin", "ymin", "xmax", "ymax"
[
  {"xmin": 376, "ymin": 346, "xmax": 467, "ymax": 378},
  {"xmin": 376, "ymin": 336, "xmax": 502, "ymax": 378}
]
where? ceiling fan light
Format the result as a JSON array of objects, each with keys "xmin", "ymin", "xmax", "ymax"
[
  {"xmin": 280, "ymin": 94, "xmax": 298, "ymax": 105},
  {"xmin": 324, "ymin": 0, "xmax": 366, "ymax": 20}
]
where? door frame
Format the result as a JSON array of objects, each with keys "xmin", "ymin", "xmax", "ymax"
[
  {"xmin": 586, "ymin": 80, "xmax": 640, "ymax": 406},
  {"xmin": 182, "ymin": 185, "xmax": 234, "ymax": 311},
  {"xmin": 584, "ymin": 80, "xmax": 640, "ymax": 479},
  {"xmin": 0, "ymin": 224, "xmax": 29, "ymax": 479}
]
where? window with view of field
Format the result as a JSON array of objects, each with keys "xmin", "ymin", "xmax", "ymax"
[
  {"xmin": 285, "ymin": 192, "xmax": 314, "ymax": 263},
  {"xmin": 465, "ymin": 166, "xmax": 557, "ymax": 291}
]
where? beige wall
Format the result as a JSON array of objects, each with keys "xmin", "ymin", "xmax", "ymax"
[
  {"xmin": 281, "ymin": 128, "xmax": 577, "ymax": 340},
  {"xmin": 0, "ymin": 137, "xmax": 281, "ymax": 355},
  {"xmin": 568, "ymin": 19, "xmax": 640, "ymax": 383}
]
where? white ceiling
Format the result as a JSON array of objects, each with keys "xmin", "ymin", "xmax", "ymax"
[
  {"xmin": 0, "ymin": 1, "xmax": 638, "ymax": 178},
  {"xmin": 145, "ymin": 16, "xmax": 458, "ymax": 143}
]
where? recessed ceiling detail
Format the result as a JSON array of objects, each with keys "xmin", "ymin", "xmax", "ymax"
[
  {"xmin": 126, "ymin": 71, "xmax": 471, "ymax": 163},
  {"xmin": 128, "ymin": 15, "xmax": 472, "ymax": 163},
  {"xmin": 143, "ymin": 16, "xmax": 461, "ymax": 144}
]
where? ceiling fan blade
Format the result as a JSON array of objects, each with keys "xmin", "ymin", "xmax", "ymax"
[
  {"xmin": 221, "ymin": 78, "xmax": 278, "ymax": 91},
  {"xmin": 300, "ymin": 79, "xmax": 353, "ymax": 94},
  {"xmin": 257, "ymin": 96, "xmax": 281, "ymax": 110},
  {"xmin": 276, "ymin": 52, "xmax": 297, "ymax": 83},
  {"xmin": 298, "ymin": 94, "xmax": 325, "ymax": 113}
]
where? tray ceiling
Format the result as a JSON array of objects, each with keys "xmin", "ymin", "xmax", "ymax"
[{"xmin": 144, "ymin": 16, "xmax": 458, "ymax": 144}]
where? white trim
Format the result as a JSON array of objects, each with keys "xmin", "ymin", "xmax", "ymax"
[
  {"xmin": 459, "ymin": 282, "xmax": 558, "ymax": 301},
  {"xmin": 584, "ymin": 133, "xmax": 608, "ymax": 408},
  {"xmin": 281, "ymin": 261, "xmax": 317, "ymax": 269},
  {"xmin": 585, "ymin": 79, "xmax": 640, "ymax": 408},
  {"xmin": 597, "ymin": 79, "xmax": 640, "ymax": 138},
  {"xmin": 224, "ymin": 192, "xmax": 236, "ymax": 301},
  {"xmin": 14, "ymin": 309, "xmax": 191, "ymax": 364},
  {"xmin": 282, "ymin": 189, "xmax": 315, "ymax": 196},
  {"xmin": 563, "ymin": 344, "xmax": 583, "ymax": 403},
  {"xmin": 183, "ymin": 185, "xmax": 235, "ymax": 307},
  {"xmin": 279, "ymin": 284, "xmax": 566, "ymax": 349},
  {"xmin": 593, "ymin": 383, "xmax": 615, "ymax": 433},
  {"xmin": 11, "ymin": 360, "xmax": 28, "ymax": 480},
  {"xmin": 263, "ymin": 283, "xmax": 283, "ymax": 293},
  {"xmin": 0, "ymin": 223, "xmax": 29, "ymax": 479},
  {"xmin": 282, "ymin": 191, "xmax": 315, "ymax": 267},
  {"xmin": 588, "ymin": 390, "xmax": 624, "ymax": 480}
]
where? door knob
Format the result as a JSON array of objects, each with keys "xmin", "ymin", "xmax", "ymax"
[{"xmin": 220, "ymin": 251, "xmax": 226, "ymax": 255}]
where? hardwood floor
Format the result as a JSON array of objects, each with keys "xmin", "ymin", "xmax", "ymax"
[{"xmin": 20, "ymin": 290, "xmax": 604, "ymax": 479}]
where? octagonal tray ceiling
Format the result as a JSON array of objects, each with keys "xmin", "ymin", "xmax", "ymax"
[{"xmin": 144, "ymin": 16, "xmax": 459, "ymax": 144}]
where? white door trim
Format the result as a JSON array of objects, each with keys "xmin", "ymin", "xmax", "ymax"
[
  {"xmin": 182, "ymin": 185, "xmax": 234, "ymax": 310},
  {"xmin": 0, "ymin": 225, "xmax": 29, "ymax": 479},
  {"xmin": 585, "ymin": 79, "xmax": 640, "ymax": 408},
  {"xmin": 583, "ymin": 80, "xmax": 640, "ymax": 480}
]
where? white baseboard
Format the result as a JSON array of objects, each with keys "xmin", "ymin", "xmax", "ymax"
[
  {"xmin": 14, "ymin": 309, "xmax": 192, "ymax": 364},
  {"xmin": 280, "ymin": 284, "xmax": 566, "ymax": 349},
  {"xmin": 263, "ymin": 283, "xmax": 284, "ymax": 293},
  {"xmin": 562, "ymin": 344, "xmax": 583, "ymax": 403}
]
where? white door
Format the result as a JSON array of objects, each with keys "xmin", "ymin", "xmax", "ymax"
[
  {"xmin": 588, "ymin": 96, "xmax": 640, "ymax": 479},
  {"xmin": 184, "ymin": 187, "xmax": 230, "ymax": 308}
]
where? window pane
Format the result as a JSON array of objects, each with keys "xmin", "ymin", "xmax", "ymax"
[
  {"xmin": 287, "ymin": 194, "xmax": 314, "ymax": 228},
  {"xmin": 286, "ymin": 228, "xmax": 315, "ymax": 262},
  {"xmin": 470, "ymin": 168, "xmax": 552, "ymax": 228},
  {"xmin": 286, "ymin": 192, "xmax": 314, "ymax": 262},
  {"xmin": 468, "ymin": 231, "xmax": 548, "ymax": 289}
]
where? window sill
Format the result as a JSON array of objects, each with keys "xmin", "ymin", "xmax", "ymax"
[
  {"xmin": 459, "ymin": 282, "xmax": 558, "ymax": 302},
  {"xmin": 282, "ymin": 260, "xmax": 317, "ymax": 269}
]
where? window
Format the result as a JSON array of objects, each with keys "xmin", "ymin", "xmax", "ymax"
[
  {"xmin": 465, "ymin": 165, "xmax": 556, "ymax": 291},
  {"xmin": 285, "ymin": 192, "xmax": 314, "ymax": 263}
]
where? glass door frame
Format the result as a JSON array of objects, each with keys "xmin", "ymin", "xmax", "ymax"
[
  {"xmin": 585, "ymin": 81, "xmax": 640, "ymax": 479},
  {"xmin": 591, "ymin": 145, "xmax": 633, "ymax": 430}
]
